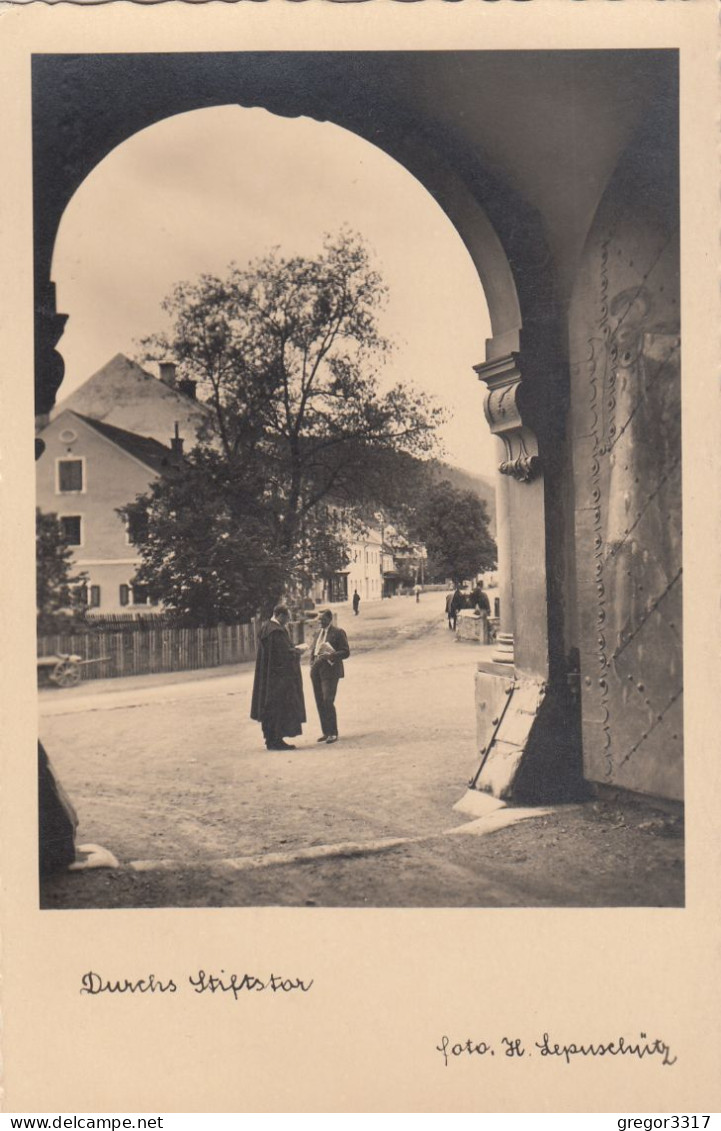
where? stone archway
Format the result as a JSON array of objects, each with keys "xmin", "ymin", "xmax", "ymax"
[
  {"xmin": 33, "ymin": 50, "xmax": 680, "ymax": 801},
  {"xmin": 33, "ymin": 51, "xmax": 556, "ymax": 670},
  {"xmin": 33, "ymin": 52, "xmax": 541, "ymax": 417}
]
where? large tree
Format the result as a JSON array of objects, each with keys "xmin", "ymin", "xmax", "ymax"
[
  {"xmin": 36, "ymin": 509, "xmax": 88, "ymax": 634},
  {"xmin": 121, "ymin": 448, "xmax": 350, "ymax": 625},
  {"xmin": 412, "ymin": 481, "xmax": 497, "ymax": 584},
  {"xmin": 129, "ymin": 231, "xmax": 443, "ymax": 622}
]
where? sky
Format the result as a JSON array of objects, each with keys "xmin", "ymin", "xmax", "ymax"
[{"xmin": 53, "ymin": 105, "xmax": 496, "ymax": 479}]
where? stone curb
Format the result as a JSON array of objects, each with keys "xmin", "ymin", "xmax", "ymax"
[
  {"xmin": 127, "ymin": 807, "xmax": 561, "ymax": 873},
  {"xmin": 129, "ymin": 834, "xmax": 419, "ymax": 873}
]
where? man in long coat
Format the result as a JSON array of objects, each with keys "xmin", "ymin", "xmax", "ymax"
[{"xmin": 250, "ymin": 604, "xmax": 306, "ymax": 751}]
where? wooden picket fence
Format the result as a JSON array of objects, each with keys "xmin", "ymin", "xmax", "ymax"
[{"xmin": 37, "ymin": 621, "xmax": 263, "ymax": 682}]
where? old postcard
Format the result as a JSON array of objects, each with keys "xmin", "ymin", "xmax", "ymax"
[{"xmin": 1, "ymin": 0, "xmax": 719, "ymax": 1115}]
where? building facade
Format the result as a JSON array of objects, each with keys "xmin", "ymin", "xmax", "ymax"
[
  {"xmin": 346, "ymin": 527, "xmax": 384, "ymax": 604},
  {"xmin": 36, "ymin": 409, "xmax": 178, "ymax": 616},
  {"xmin": 314, "ymin": 524, "xmax": 387, "ymax": 606}
]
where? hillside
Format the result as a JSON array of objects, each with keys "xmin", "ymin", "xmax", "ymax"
[{"xmin": 426, "ymin": 459, "xmax": 496, "ymax": 533}]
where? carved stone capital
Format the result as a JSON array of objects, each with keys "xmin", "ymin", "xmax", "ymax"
[
  {"xmin": 474, "ymin": 352, "xmax": 541, "ymax": 483},
  {"xmin": 35, "ymin": 281, "xmax": 68, "ymax": 416}
]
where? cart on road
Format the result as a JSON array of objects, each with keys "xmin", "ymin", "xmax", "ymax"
[{"xmin": 37, "ymin": 652, "xmax": 111, "ymax": 688}]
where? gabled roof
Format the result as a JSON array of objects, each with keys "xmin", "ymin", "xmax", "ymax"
[
  {"xmin": 73, "ymin": 412, "xmax": 177, "ymax": 474},
  {"xmin": 52, "ymin": 353, "xmax": 211, "ymax": 446}
]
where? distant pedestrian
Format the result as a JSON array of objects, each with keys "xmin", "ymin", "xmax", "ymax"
[
  {"xmin": 250, "ymin": 605, "xmax": 306, "ymax": 751},
  {"xmin": 352, "ymin": 589, "xmax": 361, "ymax": 616},
  {"xmin": 445, "ymin": 591, "xmax": 454, "ymax": 628},
  {"xmin": 310, "ymin": 608, "xmax": 350, "ymax": 745},
  {"xmin": 448, "ymin": 585, "xmax": 464, "ymax": 630},
  {"xmin": 414, "ymin": 584, "xmax": 421, "ymax": 603}
]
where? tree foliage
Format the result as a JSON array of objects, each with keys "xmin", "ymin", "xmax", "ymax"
[
  {"xmin": 411, "ymin": 481, "xmax": 496, "ymax": 584},
  {"xmin": 121, "ymin": 449, "xmax": 350, "ymax": 626},
  {"xmin": 130, "ymin": 231, "xmax": 443, "ymax": 622},
  {"xmin": 36, "ymin": 509, "xmax": 88, "ymax": 634}
]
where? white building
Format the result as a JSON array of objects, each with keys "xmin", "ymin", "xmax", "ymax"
[
  {"xmin": 313, "ymin": 521, "xmax": 390, "ymax": 605},
  {"xmin": 346, "ymin": 525, "xmax": 384, "ymax": 603}
]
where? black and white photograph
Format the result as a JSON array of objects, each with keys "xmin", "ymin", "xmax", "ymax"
[
  {"xmin": 3, "ymin": 0, "xmax": 720, "ymax": 1116},
  {"xmin": 34, "ymin": 48, "xmax": 685, "ymax": 911}
]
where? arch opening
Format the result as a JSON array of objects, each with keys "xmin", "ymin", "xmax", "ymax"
[
  {"xmin": 40, "ymin": 102, "xmax": 507, "ymax": 631},
  {"xmin": 33, "ymin": 52, "xmax": 537, "ymax": 422},
  {"xmin": 51, "ymin": 104, "xmax": 498, "ymax": 483}
]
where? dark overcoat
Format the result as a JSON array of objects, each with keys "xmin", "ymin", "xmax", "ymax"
[{"xmin": 250, "ymin": 620, "xmax": 306, "ymax": 737}]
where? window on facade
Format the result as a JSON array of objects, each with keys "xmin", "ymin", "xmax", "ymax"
[
  {"xmin": 131, "ymin": 584, "xmax": 150, "ymax": 606},
  {"xmin": 58, "ymin": 459, "xmax": 83, "ymax": 492},
  {"xmin": 119, "ymin": 584, "xmax": 130, "ymax": 607},
  {"xmin": 59, "ymin": 515, "xmax": 82, "ymax": 545},
  {"xmin": 90, "ymin": 585, "xmax": 101, "ymax": 608}
]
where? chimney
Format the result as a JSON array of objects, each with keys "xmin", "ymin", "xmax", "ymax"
[
  {"xmin": 159, "ymin": 361, "xmax": 177, "ymax": 388},
  {"xmin": 170, "ymin": 422, "xmax": 184, "ymax": 462},
  {"xmin": 177, "ymin": 377, "xmax": 197, "ymax": 401}
]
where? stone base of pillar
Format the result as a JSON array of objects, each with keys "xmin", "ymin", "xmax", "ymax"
[
  {"xmin": 492, "ymin": 631, "xmax": 515, "ymax": 665},
  {"xmin": 470, "ymin": 669, "xmax": 588, "ymax": 803}
]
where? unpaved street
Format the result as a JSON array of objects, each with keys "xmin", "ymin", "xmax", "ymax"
[
  {"xmin": 39, "ymin": 596, "xmax": 684, "ymax": 909},
  {"xmin": 40, "ymin": 597, "xmax": 484, "ymax": 864}
]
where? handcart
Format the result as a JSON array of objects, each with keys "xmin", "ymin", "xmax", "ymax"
[{"xmin": 37, "ymin": 652, "xmax": 110, "ymax": 688}]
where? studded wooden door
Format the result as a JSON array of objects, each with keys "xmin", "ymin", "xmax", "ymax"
[{"xmin": 568, "ymin": 144, "xmax": 682, "ymax": 801}]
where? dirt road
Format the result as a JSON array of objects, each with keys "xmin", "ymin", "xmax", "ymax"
[{"xmin": 39, "ymin": 597, "xmax": 683, "ymax": 909}]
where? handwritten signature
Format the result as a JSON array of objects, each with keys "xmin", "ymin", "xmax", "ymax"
[{"xmin": 436, "ymin": 1032, "xmax": 677, "ymax": 1067}]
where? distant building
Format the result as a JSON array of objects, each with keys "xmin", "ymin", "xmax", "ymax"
[
  {"xmin": 381, "ymin": 544, "xmax": 401, "ymax": 598},
  {"xmin": 313, "ymin": 520, "xmax": 415, "ymax": 605},
  {"xmin": 36, "ymin": 409, "xmax": 181, "ymax": 617},
  {"xmin": 313, "ymin": 522, "xmax": 389, "ymax": 605},
  {"xmin": 346, "ymin": 526, "xmax": 384, "ymax": 603},
  {"xmin": 390, "ymin": 537, "xmax": 428, "ymax": 589}
]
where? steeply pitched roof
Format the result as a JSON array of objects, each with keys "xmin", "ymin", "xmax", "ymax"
[
  {"xmin": 74, "ymin": 413, "xmax": 177, "ymax": 473},
  {"xmin": 53, "ymin": 353, "xmax": 210, "ymax": 446}
]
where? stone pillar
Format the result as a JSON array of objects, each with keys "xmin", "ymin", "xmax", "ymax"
[
  {"xmin": 492, "ymin": 449, "xmax": 515, "ymax": 664},
  {"xmin": 475, "ymin": 351, "xmax": 542, "ymax": 672},
  {"xmin": 465, "ymin": 345, "xmax": 586, "ymax": 802}
]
